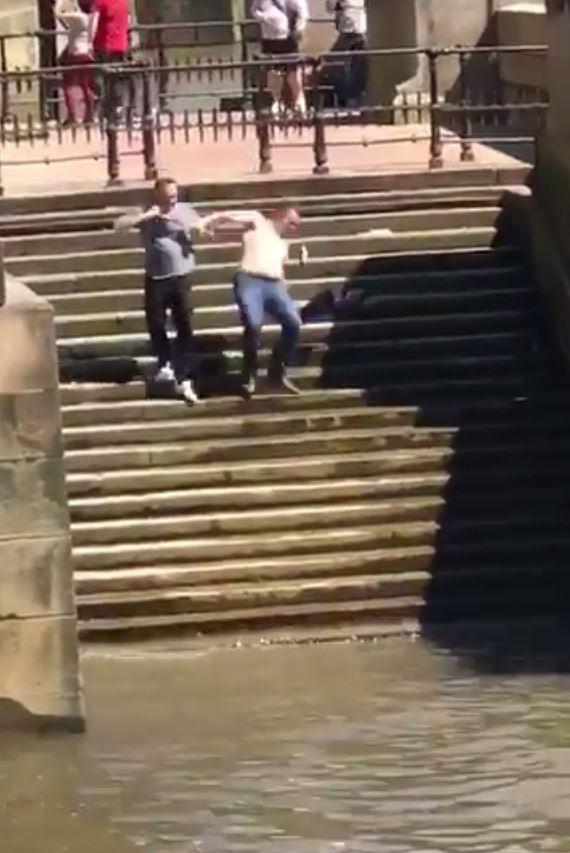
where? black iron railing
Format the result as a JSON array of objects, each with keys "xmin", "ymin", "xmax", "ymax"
[{"xmin": 0, "ymin": 44, "xmax": 548, "ymax": 194}]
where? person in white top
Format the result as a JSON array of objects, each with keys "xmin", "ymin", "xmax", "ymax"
[
  {"xmin": 56, "ymin": 0, "xmax": 97, "ymax": 125},
  {"xmin": 201, "ymin": 206, "xmax": 308, "ymax": 399},
  {"xmin": 325, "ymin": 0, "xmax": 368, "ymax": 107},
  {"xmin": 251, "ymin": 0, "xmax": 309, "ymax": 116}
]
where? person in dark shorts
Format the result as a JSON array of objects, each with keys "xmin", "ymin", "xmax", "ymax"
[
  {"xmin": 114, "ymin": 177, "xmax": 203, "ymax": 405},
  {"xmin": 325, "ymin": 0, "xmax": 368, "ymax": 107},
  {"xmin": 252, "ymin": 0, "xmax": 308, "ymax": 115}
]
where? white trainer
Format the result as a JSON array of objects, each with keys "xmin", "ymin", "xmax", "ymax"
[
  {"xmin": 155, "ymin": 363, "xmax": 176, "ymax": 382},
  {"xmin": 180, "ymin": 379, "xmax": 200, "ymax": 405}
]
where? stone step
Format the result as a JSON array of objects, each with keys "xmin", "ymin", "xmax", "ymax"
[
  {"xmin": 77, "ymin": 584, "xmax": 567, "ymax": 640},
  {"xmin": 65, "ymin": 439, "xmax": 570, "ymax": 499},
  {"xmin": 78, "ymin": 593, "xmax": 425, "ymax": 638},
  {"xmin": 58, "ymin": 374, "xmax": 558, "ymax": 416},
  {"xmin": 64, "ymin": 399, "xmax": 563, "ymax": 448},
  {"xmin": 46, "ymin": 267, "xmax": 529, "ymax": 316},
  {"xmin": 76, "ymin": 572, "xmax": 434, "ymax": 619},
  {"xmin": 0, "ymin": 169, "xmax": 528, "ymax": 217},
  {"xmin": 1, "ymin": 207, "xmax": 502, "ymax": 258},
  {"xmin": 62, "ymin": 400, "xmax": 418, "ymax": 430},
  {"xmin": 62, "ymin": 420, "xmax": 570, "ymax": 471},
  {"xmin": 60, "ymin": 328, "xmax": 533, "ymax": 401},
  {"xmin": 64, "ymin": 369, "xmax": 561, "ymax": 427},
  {"xmin": 73, "ymin": 542, "xmax": 570, "ymax": 596},
  {"xmin": 67, "ymin": 466, "xmax": 570, "ymax": 521},
  {"xmin": 57, "ymin": 310, "xmax": 532, "ymax": 361},
  {"xmin": 63, "ymin": 417, "xmax": 570, "ymax": 472},
  {"xmin": 71, "ymin": 513, "xmax": 570, "ymax": 571},
  {"xmin": 71, "ymin": 496, "xmax": 447, "ymax": 546},
  {"xmin": 54, "ymin": 293, "xmax": 533, "ymax": 342},
  {"xmin": 75, "ymin": 561, "xmax": 570, "ymax": 623},
  {"xmin": 61, "ymin": 351, "xmax": 542, "ymax": 411},
  {"xmin": 22, "ymin": 245, "xmax": 521, "ymax": 296},
  {"xmin": 64, "ymin": 425, "xmax": 457, "ymax": 470},
  {"xmin": 70, "ymin": 492, "xmax": 570, "ymax": 547},
  {"xmin": 11, "ymin": 227, "xmax": 501, "ymax": 277}
]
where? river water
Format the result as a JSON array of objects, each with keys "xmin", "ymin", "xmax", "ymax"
[{"xmin": 2, "ymin": 628, "xmax": 570, "ymax": 853}]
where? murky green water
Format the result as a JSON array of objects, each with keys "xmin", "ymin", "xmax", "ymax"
[{"xmin": 2, "ymin": 629, "xmax": 570, "ymax": 852}]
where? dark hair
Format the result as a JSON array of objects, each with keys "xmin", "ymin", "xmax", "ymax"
[{"xmin": 77, "ymin": 0, "xmax": 93, "ymax": 12}]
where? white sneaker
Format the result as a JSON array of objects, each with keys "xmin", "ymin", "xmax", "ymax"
[
  {"xmin": 180, "ymin": 379, "xmax": 200, "ymax": 405},
  {"xmin": 155, "ymin": 363, "xmax": 176, "ymax": 382}
]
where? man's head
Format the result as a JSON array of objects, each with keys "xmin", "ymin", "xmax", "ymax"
[
  {"xmin": 153, "ymin": 178, "xmax": 179, "ymax": 212},
  {"xmin": 269, "ymin": 206, "xmax": 301, "ymax": 236}
]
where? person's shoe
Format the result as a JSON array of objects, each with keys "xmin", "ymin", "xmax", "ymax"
[
  {"xmin": 269, "ymin": 375, "xmax": 302, "ymax": 395},
  {"xmin": 180, "ymin": 379, "xmax": 200, "ymax": 405},
  {"xmin": 240, "ymin": 377, "xmax": 256, "ymax": 401},
  {"xmin": 155, "ymin": 363, "xmax": 176, "ymax": 382}
]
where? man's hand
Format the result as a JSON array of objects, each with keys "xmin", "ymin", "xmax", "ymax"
[
  {"xmin": 141, "ymin": 205, "xmax": 162, "ymax": 221},
  {"xmin": 298, "ymin": 245, "xmax": 309, "ymax": 266}
]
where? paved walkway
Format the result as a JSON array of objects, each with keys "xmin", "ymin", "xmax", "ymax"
[{"xmin": 0, "ymin": 120, "xmax": 530, "ymax": 197}]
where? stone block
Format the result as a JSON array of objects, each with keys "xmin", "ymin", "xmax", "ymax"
[
  {"xmin": 0, "ymin": 535, "xmax": 74, "ymax": 620},
  {"xmin": 0, "ymin": 275, "xmax": 59, "ymax": 394},
  {"xmin": 0, "ymin": 457, "xmax": 69, "ymax": 539},
  {"xmin": 0, "ymin": 274, "xmax": 84, "ymax": 731},
  {"xmin": 0, "ymin": 615, "xmax": 84, "ymax": 729},
  {"xmin": 0, "ymin": 388, "xmax": 63, "ymax": 461}
]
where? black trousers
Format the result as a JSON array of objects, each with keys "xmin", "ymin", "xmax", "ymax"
[
  {"xmin": 144, "ymin": 275, "xmax": 194, "ymax": 379},
  {"xmin": 95, "ymin": 49, "xmax": 129, "ymax": 119}
]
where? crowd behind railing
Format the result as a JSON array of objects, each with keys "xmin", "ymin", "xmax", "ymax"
[{"xmin": 0, "ymin": 0, "xmax": 549, "ymax": 191}]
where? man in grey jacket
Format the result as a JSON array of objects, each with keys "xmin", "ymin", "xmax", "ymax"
[{"xmin": 115, "ymin": 177, "xmax": 202, "ymax": 405}]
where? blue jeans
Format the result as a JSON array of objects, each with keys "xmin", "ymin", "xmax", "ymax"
[{"xmin": 234, "ymin": 272, "xmax": 301, "ymax": 381}]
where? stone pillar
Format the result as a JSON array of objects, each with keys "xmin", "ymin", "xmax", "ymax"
[
  {"xmin": 0, "ymin": 0, "xmax": 40, "ymax": 68},
  {"xmin": 0, "ymin": 266, "xmax": 84, "ymax": 732},
  {"xmin": 530, "ymin": 1, "xmax": 570, "ymax": 364},
  {"xmin": 365, "ymin": 0, "xmax": 545, "ymax": 106}
]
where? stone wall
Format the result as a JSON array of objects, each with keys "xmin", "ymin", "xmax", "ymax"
[
  {"xmin": 0, "ymin": 0, "xmax": 38, "ymax": 69},
  {"xmin": 530, "ymin": 4, "xmax": 570, "ymax": 367},
  {"xmin": 0, "ymin": 266, "xmax": 84, "ymax": 731},
  {"xmin": 366, "ymin": 0, "xmax": 546, "ymax": 106}
]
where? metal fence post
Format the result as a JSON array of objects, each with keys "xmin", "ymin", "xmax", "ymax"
[
  {"xmin": 312, "ymin": 58, "xmax": 329, "ymax": 175},
  {"xmin": 156, "ymin": 26, "xmax": 168, "ymax": 112},
  {"xmin": 256, "ymin": 66, "xmax": 272, "ymax": 174},
  {"xmin": 105, "ymin": 70, "xmax": 122, "ymax": 186},
  {"xmin": 142, "ymin": 68, "xmax": 157, "ymax": 181},
  {"xmin": 0, "ymin": 38, "xmax": 9, "ymax": 122},
  {"xmin": 239, "ymin": 21, "xmax": 249, "ymax": 106},
  {"xmin": 458, "ymin": 51, "xmax": 475, "ymax": 162},
  {"xmin": 428, "ymin": 49, "xmax": 443, "ymax": 169}
]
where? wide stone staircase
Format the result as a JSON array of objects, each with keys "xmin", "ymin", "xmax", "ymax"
[{"xmin": 3, "ymin": 168, "xmax": 570, "ymax": 641}]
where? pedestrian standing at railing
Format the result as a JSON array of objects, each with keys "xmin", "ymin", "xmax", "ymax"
[
  {"xmin": 325, "ymin": 0, "xmax": 368, "ymax": 107},
  {"xmin": 56, "ymin": 0, "xmax": 97, "ymax": 126},
  {"xmin": 114, "ymin": 178, "xmax": 203, "ymax": 405},
  {"xmin": 251, "ymin": 0, "xmax": 309, "ymax": 116},
  {"xmin": 91, "ymin": 0, "xmax": 129, "ymax": 120}
]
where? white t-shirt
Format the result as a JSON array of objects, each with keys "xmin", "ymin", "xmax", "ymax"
[
  {"xmin": 60, "ymin": 11, "xmax": 93, "ymax": 56},
  {"xmin": 251, "ymin": 0, "xmax": 308, "ymax": 41},
  {"xmin": 237, "ymin": 212, "xmax": 289, "ymax": 280}
]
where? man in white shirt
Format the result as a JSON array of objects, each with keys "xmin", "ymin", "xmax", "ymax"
[
  {"xmin": 251, "ymin": 0, "xmax": 309, "ymax": 115},
  {"xmin": 325, "ymin": 0, "xmax": 368, "ymax": 107},
  {"xmin": 201, "ymin": 206, "xmax": 307, "ymax": 399}
]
